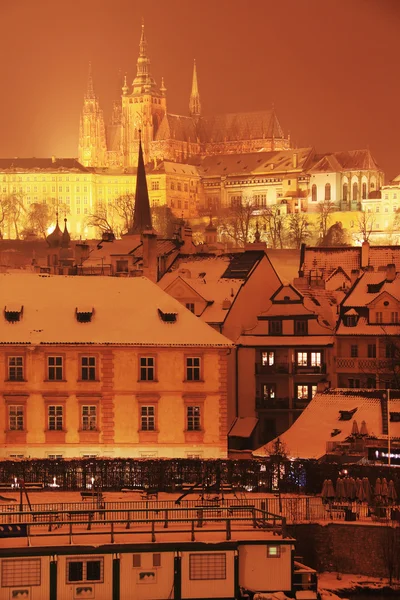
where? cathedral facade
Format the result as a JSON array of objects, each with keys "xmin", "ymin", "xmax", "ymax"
[{"xmin": 78, "ymin": 25, "xmax": 291, "ymax": 169}]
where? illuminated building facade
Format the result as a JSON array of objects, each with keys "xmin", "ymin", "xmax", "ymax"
[
  {"xmin": 78, "ymin": 24, "xmax": 290, "ymax": 169},
  {"xmin": 0, "ymin": 274, "xmax": 232, "ymax": 459}
]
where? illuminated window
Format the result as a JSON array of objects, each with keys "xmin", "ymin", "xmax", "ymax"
[
  {"xmin": 82, "ymin": 405, "xmax": 97, "ymax": 431},
  {"xmin": 48, "ymin": 405, "xmax": 63, "ymax": 430},
  {"xmin": 140, "ymin": 356, "xmax": 155, "ymax": 381},
  {"xmin": 261, "ymin": 351, "xmax": 274, "ymax": 366},
  {"xmin": 263, "ymin": 384, "xmax": 276, "ymax": 399},
  {"xmin": 8, "ymin": 405, "xmax": 24, "ymax": 430},
  {"xmin": 311, "ymin": 352, "xmax": 321, "ymax": 367},
  {"xmin": 151, "ymin": 181, "xmax": 160, "ymax": 190},
  {"xmin": 186, "ymin": 357, "xmax": 201, "ymax": 381},
  {"xmin": 296, "ymin": 385, "xmax": 309, "ymax": 400},
  {"xmin": 8, "ymin": 356, "xmax": 24, "ymax": 381},
  {"xmin": 187, "ymin": 405, "xmax": 201, "ymax": 430},
  {"xmin": 81, "ymin": 356, "xmax": 96, "ymax": 380},
  {"xmin": 140, "ymin": 405, "xmax": 156, "ymax": 431},
  {"xmin": 297, "ymin": 352, "xmax": 307, "ymax": 366},
  {"xmin": 48, "ymin": 356, "xmax": 63, "ymax": 380},
  {"xmin": 267, "ymin": 546, "xmax": 281, "ymax": 558}
]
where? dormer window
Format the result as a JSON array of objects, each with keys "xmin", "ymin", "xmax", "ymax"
[
  {"xmin": 76, "ymin": 307, "xmax": 94, "ymax": 323},
  {"xmin": 339, "ymin": 408, "xmax": 357, "ymax": 421},
  {"xmin": 344, "ymin": 310, "xmax": 359, "ymax": 327},
  {"xmin": 158, "ymin": 309, "xmax": 177, "ymax": 323},
  {"xmin": 4, "ymin": 305, "xmax": 23, "ymax": 323}
]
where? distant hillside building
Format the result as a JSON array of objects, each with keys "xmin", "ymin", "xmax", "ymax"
[{"xmin": 78, "ymin": 24, "xmax": 290, "ymax": 169}]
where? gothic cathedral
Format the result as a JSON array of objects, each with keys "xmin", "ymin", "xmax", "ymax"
[{"xmin": 79, "ymin": 24, "xmax": 291, "ymax": 168}]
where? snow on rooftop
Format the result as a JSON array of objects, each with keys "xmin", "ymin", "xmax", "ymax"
[
  {"xmin": 253, "ymin": 389, "xmax": 400, "ymax": 460},
  {"xmin": 0, "ymin": 273, "xmax": 233, "ymax": 347}
]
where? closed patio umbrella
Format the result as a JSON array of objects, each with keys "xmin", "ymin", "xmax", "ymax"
[
  {"xmin": 347, "ymin": 476, "xmax": 357, "ymax": 501},
  {"xmin": 335, "ymin": 477, "xmax": 346, "ymax": 501},
  {"xmin": 362, "ymin": 477, "xmax": 372, "ymax": 504},
  {"xmin": 374, "ymin": 478, "xmax": 382, "ymax": 503},
  {"xmin": 351, "ymin": 420, "xmax": 359, "ymax": 436},
  {"xmin": 326, "ymin": 479, "xmax": 335, "ymax": 500},
  {"xmin": 388, "ymin": 480, "xmax": 397, "ymax": 503},
  {"xmin": 360, "ymin": 420, "xmax": 368, "ymax": 436},
  {"xmin": 356, "ymin": 478, "xmax": 366, "ymax": 502},
  {"xmin": 381, "ymin": 478, "xmax": 389, "ymax": 501}
]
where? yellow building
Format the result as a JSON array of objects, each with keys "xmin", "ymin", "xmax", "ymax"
[{"xmin": 0, "ymin": 274, "xmax": 232, "ymax": 459}]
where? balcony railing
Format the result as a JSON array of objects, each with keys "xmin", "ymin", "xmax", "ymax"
[
  {"xmin": 292, "ymin": 363, "xmax": 326, "ymax": 374},
  {"xmin": 336, "ymin": 358, "xmax": 394, "ymax": 371},
  {"xmin": 256, "ymin": 363, "xmax": 290, "ymax": 375},
  {"xmin": 256, "ymin": 396, "xmax": 290, "ymax": 410}
]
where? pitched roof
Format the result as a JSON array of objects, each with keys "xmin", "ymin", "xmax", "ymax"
[
  {"xmin": 309, "ymin": 149, "xmax": 381, "ymax": 173},
  {"xmin": 0, "ymin": 158, "xmax": 89, "ymax": 172},
  {"xmin": 0, "ymin": 273, "xmax": 232, "ymax": 347},
  {"xmin": 155, "ymin": 114, "xmax": 198, "ymax": 142},
  {"xmin": 342, "ymin": 271, "xmax": 400, "ymax": 307},
  {"xmin": 253, "ymin": 389, "xmax": 400, "ymax": 459}
]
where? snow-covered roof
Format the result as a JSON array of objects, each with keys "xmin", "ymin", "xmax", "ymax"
[
  {"xmin": 0, "ymin": 273, "xmax": 233, "ymax": 347},
  {"xmin": 343, "ymin": 271, "xmax": 400, "ymax": 307},
  {"xmin": 237, "ymin": 335, "xmax": 334, "ymax": 347},
  {"xmin": 336, "ymin": 315, "xmax": 400, "ymax": 336},
  {"xmin": 253, "ymin": 389, "xmax": 400, "ymax": 459}
]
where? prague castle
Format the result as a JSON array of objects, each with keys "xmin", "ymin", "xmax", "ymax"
[{"xmin": 78, "ymin": 24, "xmax": 290, "ymax": 169}]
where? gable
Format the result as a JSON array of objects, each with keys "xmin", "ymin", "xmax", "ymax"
[
  {"xmin": 366, "ymin": 290, "xmax": 400, "ymax": 309},
  {"xmin": 164, "ymin": 276, "xmax": 207, "ymax": 305},
  {"xmin": 271, "ymin": 284, "xmax": 303, "ymax": 304}
]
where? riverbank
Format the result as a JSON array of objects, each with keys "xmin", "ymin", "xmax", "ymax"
[{"xmin": 319, "ymin": 573, "xmax": 400, "ymax": 599}]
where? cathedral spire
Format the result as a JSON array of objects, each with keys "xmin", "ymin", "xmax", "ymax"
[
  {"xmin": 189, "ymin": 59, "xmax": 201, "ymax": 118},
  {"xmin": 131, "ymin": 132, "xmax": 152, "ymax": 234},
  {"xmin": 132, "ymin": 21, "xmax": 157, "ymax": 93},
  {"xmin": 86, "ymin": 61, "xmax": 95, "ymax": 99}
]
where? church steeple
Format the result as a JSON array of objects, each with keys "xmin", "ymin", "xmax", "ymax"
[
  {"xmin": 78, "ymin": 62, "xmax": 107, "ymax": 168},
  {"xmin": 131, "ymin": 133, "xmax": 152, "ymax": 233},
  {"xmin": 85, "ymin": 61, "xmax": 95, "ymax": 99},
  {"xmin": 132, "ymin": 21, "xmax": 157, "ymax": 93},
  {"xmin": 189, "ymin": 59, "xmax": 201, "ymax": 118}
]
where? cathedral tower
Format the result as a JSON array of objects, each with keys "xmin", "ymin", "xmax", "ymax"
[
  {"xmin": 189, "ymin": 59, "xmax": 201, "ymax": 118},
  {"xmin": 78, "ymin": 63, "xmax": 107, "ymax": 167},
  {"xmin": 121, "ymin": 23, "xmax": 166, "ymax": 167}
]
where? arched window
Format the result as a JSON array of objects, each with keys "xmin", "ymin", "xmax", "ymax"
[
  {"xmin": 352, "ymin": 182, "xmax": 358, "ymax": 201},
  {"xmin": 343, "ymin": 183, "xmax": 348, "ymax": 201},
  {"xmin": 362, "ymin": 182, "xmax": 367, "ymax": 199},
  {"xmin": 311, "ymin": 184, "xmax": 317, "ymax": 202},
  {"xmin": 325, "ymin": 183, "xmax": 331, "ymax": 201}
]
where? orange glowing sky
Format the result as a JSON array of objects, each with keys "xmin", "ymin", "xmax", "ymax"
[{"xmin": 1, "ymin": 0, "xmax": 399, "ymax": 178}]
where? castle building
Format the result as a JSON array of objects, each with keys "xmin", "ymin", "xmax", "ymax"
[{"xmin": 78, "ymin": 24, "xmax": 290, "ymax": 168}]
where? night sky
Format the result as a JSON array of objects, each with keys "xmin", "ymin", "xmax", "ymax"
[{"xmin": 1, "ymin": 0, "xmax": 399, "ymax": 179}]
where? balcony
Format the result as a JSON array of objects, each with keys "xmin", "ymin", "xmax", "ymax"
[
  {"xmin": 256, "ymin": 396, "xmax": 290, "ymax": 410},
  {"xmin": 256, "ymin": 362, "xmax": 290, "ymax": 375},
  {"xmin": 293, "ymin": 399, "xmax": 310, "ymax": 410},
  {"xmin": 293, "ymin": 363, "xmax": 326, "ymax": 375},
  {"xmin": 336, "ymin": 358, "xmax": 394, "ymax": 372}
]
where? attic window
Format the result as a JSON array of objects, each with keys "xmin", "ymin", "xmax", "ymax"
[
  {"xmin": 158, "ymin": 308, "xmax": 177, "ymax": 323},
  {"xmin": 345, "ymin": 315, "xmax": 358, "ymax": 327},
  {"xmin": 76, "ymin": 307, "xmax": 94, "ymax": 323},
  {"xmin": 4, "ymin": 305, "xmax": 23, "ymax": 323},
  {"xmin": 339, "ymin": 408, "xmax": 358, "ymax": 421},
  {"xmin": 198, "ymin": 272, "xmax": 206, "ymax": 278},
  {"xmin": 331, "ymin": 428, "xmax": 341, "ymax": 437},
  {"xmin": 390, "ymin": 412, "xmax": 400, "ymax": 422},
  {"xmin": 367, "ymin": 282, "xmax": 384, "ymax": 293}
]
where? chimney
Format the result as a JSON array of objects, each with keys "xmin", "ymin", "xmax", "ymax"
[
  {"xmin": 51, "ymin": 155, "xmax": 56, "ymax": 164},
  {"xmin": 350, "ymin": 269, "xmax": 360, "ymax": 286},
  {"xmin": 142, "ymin": 229, "xmax": 158, "ymax": 282},
  {"xmin": 361, "ymin": 240, "xmax": 370, "ymax": 269},
  {"xmin": 293, "ymin": 152, "xmax": 298, "ymax": 169},
  {"xmin": 386, "ymin": 263, "xmax": 396, "ymax": 282},
  {"xmin": 180, "ymin": 223, "xmax": 195, "ymax": 254}
]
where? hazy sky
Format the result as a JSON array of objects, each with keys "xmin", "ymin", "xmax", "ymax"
[{"xmin": 1, "ymin": 0, "xmax": 399, "ymax": 179}]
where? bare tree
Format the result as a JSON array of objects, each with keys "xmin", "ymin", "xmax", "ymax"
[
  {"xmin": 356, "ymin": 211, "xmax": 375, "ymax": 243},
  {"xmin": 319, "ymin": 221, "xmax": 350, "ymax": 247},
  {"xmin": 288, "ymin": 213, "xmax": 311, "ymax": 249},
  {"xmin": 152, "ymin": 205, "xmax": 176, "ymax": 238},
  {"xmin": 26, "ymin": 203, "xmax": 53, "ymax": 239},
  {"xmin": 261, "ymin": 206, "xmax": 287, "ymax": 248},
  {"xmin": 3, "ymin": 193, "xmax": 26, "ymax": 238},
  {"xmin": 111, "ymin": 194, "xmax": 134, "ymax": 234},
  {"xmin": 218, "ymin": 201, "xmax": 255, "ymax": 247},
  {"xmin": 85, "ymin": 206, "xmax": 115, "ymax": 237},
  {"xmin": 317, "ymin": 200, "xmax": 335, "ymax": 240}
]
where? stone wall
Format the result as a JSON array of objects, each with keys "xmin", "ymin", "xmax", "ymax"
[{"xmin": 288, "ymin": 522, "xmax": 400, "ymax": 579}]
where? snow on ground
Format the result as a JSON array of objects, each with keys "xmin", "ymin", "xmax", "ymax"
[{"xmin": 319, "ymin": 572, "xmax": 399, "ymax": 599}]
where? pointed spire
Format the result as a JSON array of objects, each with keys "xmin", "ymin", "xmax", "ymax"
[
  {"xmin": 61, "ymin": 218, "xmax": 71, "ymax": 248},
  {"xmin": 46, "ymin": 212, "xmax": 63, "ymax": 248},
  {"xmin": 131, "ymin": 132, "xmax": 152, "ymax": 234},
  {"xmin": 132, "ymin": 21, "xmax": 157, "ymax": 93},
  {"xmin": 86, "ymin": 61, "xmax": 95, "ymax": 99},
  {"xmin": 122, "ymin": 73, "xmax": 129, "ymax": 96},
  {"xmin": 139, "ymin": 19, "xmax": 147, "ymax": 57},
  {"xmin": 189, "ymin": 59, "xmax": 201, "ymax": 117}
]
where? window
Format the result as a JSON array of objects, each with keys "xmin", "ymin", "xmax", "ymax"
[
  {"xmin": 82, "ymin": 405, "xmax": 97, "ymax": 431},
  {"xmin": 67, "ymin": 557, "xmax": 103, "ymax": 583},
  {"xmin": 1, "ymin": 558, "xmax": 41, "ymax": 586},
  {"xmin": 189, "ymin": 553, "xmax": 226, "ymax": 580},
  {"xmin": 171, "ymin": 182, "xmax": 175, "ymax": 191},
  {"xmin": 187, "ymin": 405, "xmax": 201, "ymax": 431},
  {"xmin": 48, "ymin": 405, "xmax": 63, "ymax": 430},
  {"xmin": 325, "ymin": 183, "xmax": 331, "ymax": 201},
  {"xmin": 386, "ymin": 343, "xmax": 396, "ymax": 359},
  {"xmin": 81, "ymin": 356, "xmax": 96, "ymax": 380},
  {"xmin": 9, "ymin": 405, "xmax": 24, "ymax": 430},
  {"xmin": 348, "ymin": 378, "xmax": 360, "ymax": 388},
  {"xmin": 262, "ymin": 351, "xmax": 275, "ymax": 366},
  {"xmin": 296, "ymin": 385, "xmax": 309, "ymax": 399},
  {"xmin": 297, "ymin": 352, "xmax": 307, "ymax": 367},
  {"xmin": 153, "ymin": 554, "xmax": 161, "ymax": 567},
  {"xmin": 367, "ymin": 344, "xmax": 376, "ymax": 358},
  {"xmin": 311, "ymin": 184, "xmax": 317, "ymax": 202},
  {"xmin": 133, "ymin": 554, "xmax": 141, "ymax": 567},
  {"xmin": 352, "ymin": 182, "xmax": 358, "ymax": 201},
  {"xmin": 367, "ymin": 377, "xmax": 376, "ymax": 389},
  {"xmin": 186, "ymin": 303, "xmax": 195, "ymax": 313},
  {"xmin": 311, "ymin": 352, "xmax": 321, "ymax": 367},
  {"xmin": 362, "ymin": 182, "xmax": 367, "ymax": 199},
  {"xmin": 267, "ymin": 546, "xmax": 281, "ymax": 558},
  {"xmin": 391, "ymin": 311, "xmax": 399, "ymax": 323},
  {"xmin": 140, "ymin": 356, "xmax": 155, "ymax": 381},
  {"xmin": 186, "ymin": 356, "xmax": 201, "ymax": 381},
  {"xmin": 151, "ymin": 180, "xmax": 160, "ymax": 191},
  {"xmin": 140, "ymin": 405, "xmax": 156, "ymax": 431},
  {"xmin": 375, "ymin": 311, "xmax": 383, "ymax": 323},
  {"xmin": 230, "ymin": 195, "xmax": 242, "ymax": 208},
  {"xmin": 47, "ymin": 356, "xmax": 63, "ymax": 380},
  {"xmin": 263, "ymin": 384, "xmax": 276, "ymax": 399},
  {"xmin": 294, "ymin": 319, "xmax": 308, "ymax": 335},
  {"xmin": 350, "ymin": 344, "xmax": 358, "ymax": 358},
  {"xmin": 8, "ymin": 356, "xmax": 24, "ymax": 381},
  {"xmin": 269, "ymin": 319, "xmax": 282, "ymax": 335}
]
